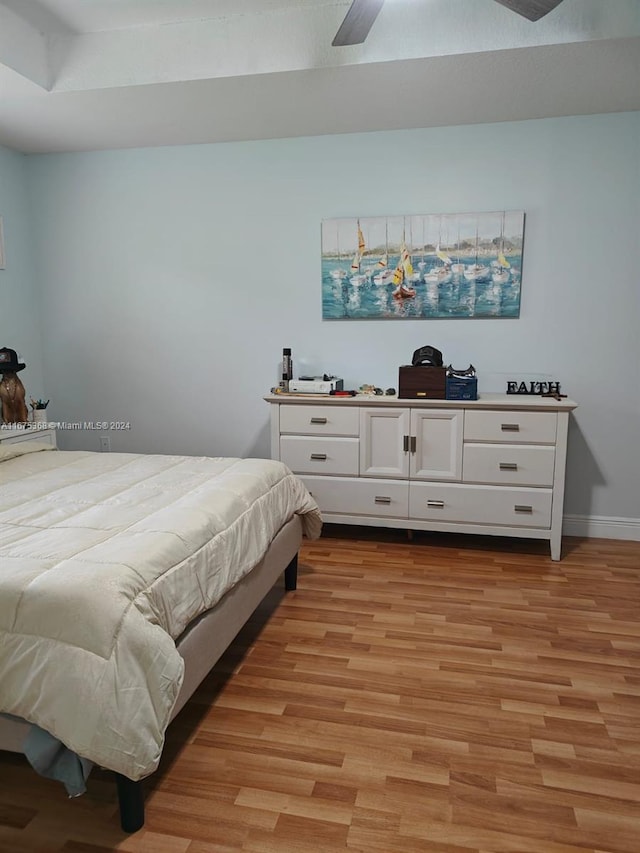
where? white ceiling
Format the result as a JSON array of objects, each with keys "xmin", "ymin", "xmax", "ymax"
[{"xmin": 0, "ymin": 0, "xmax": 639, "ymax": 154}]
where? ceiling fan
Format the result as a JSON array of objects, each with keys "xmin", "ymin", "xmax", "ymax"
[{"xmin": 332, "ymin": 0, "xmax": 565, "ymax": 47}]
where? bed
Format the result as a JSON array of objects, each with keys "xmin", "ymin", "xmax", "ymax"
[{"xmin": 0, "ymin": 442, "xmax": 321, "ymax": 832}]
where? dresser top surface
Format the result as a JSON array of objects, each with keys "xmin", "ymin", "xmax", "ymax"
[{"xmin": 264, "ymin": 393, "xmax": 577, "ymax": 412}]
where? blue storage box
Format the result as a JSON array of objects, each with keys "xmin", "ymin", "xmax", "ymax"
[{"xmin": 445, "ymin": 376, "xmax": 478, "ymax": 401}]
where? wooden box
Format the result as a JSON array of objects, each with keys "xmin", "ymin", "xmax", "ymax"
[{"xmin": 398, "ymin": 366, "xmax": 447, "ymax": 399}]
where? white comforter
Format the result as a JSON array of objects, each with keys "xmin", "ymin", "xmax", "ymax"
[{"xmin": 0, "ymin": 444, "xmax": 321, "ymax": 780}]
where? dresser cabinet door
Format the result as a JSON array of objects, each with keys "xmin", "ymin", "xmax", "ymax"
[
  {"xmin": 359, "ymin": 408, "xmax": 410, "ymax": 478},
  {"xmin": 409, "ymin": 409, "xmax": 463, "ymax": 481}
]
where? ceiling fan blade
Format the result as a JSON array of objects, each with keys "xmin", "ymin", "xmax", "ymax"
[
  {"xmin": 493, "ymin": 0, "xmax": 564, "ymax": 21},
  {"xmin": 332, "ymin": 0, "xmax": 385, "ymax": 47}
]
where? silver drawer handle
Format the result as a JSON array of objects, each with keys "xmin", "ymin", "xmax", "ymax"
[
  {"xmin": 499, "ymin": 462, "xmax": 518, "ymax": 470},
  {"xmin": 310, "ymin": 417, "xmax": 327, "ymax": 424},
  {"xmin": 501, "ymin": 423, "xmax": 520, "ymax": 432},
  {"xmin": 374, "ymin": 496, "xmax": 391, "ymax": 504},
  {"xmin": 514, "ymin": 504, "xmax": 533, "ymax": 513},
  {"xmin": 310, "ymin": 453, "xmax": 327, "ymax": 460},
  {"xmin": 427, "ymin": 500, "xmax": 445, "ymax": 508}
]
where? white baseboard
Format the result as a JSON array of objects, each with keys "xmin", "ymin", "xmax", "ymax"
[{"xmin": 563, "ymin": 514, "xmax": 640, "ymax": 541}]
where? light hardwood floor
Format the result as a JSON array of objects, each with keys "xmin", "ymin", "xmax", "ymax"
[{"xmin": 1, "ymin": 527, "xmax": 639, "ymax": 852}]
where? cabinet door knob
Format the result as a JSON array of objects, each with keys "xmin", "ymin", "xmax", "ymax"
[
  {"xmin": 514, "ymin": 504, "xmax": 533, "ymax": 513},
  {"xmin": 310, "ymin": 417, "xmax": 327, "ymax": 424},
  {"xmin": 374, "ymin": 496, "xmax": 391, "ymax": 504},
  {"xmin": 499, "ymin": 462, "xmax": 518, "ymax": 470},
  {"xmin": 427, "ymin": 499, "xmax": 445, "ymax": 508},
  {"xmin": 501, "ymin": 423, "xmax": 520, "ymax": 431},
  {"xmin": 310, "ymin": 453, "xmax": 327, "ymax": 461}
]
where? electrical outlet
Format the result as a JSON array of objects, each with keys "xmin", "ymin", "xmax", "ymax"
[{"xmin": 99, "ymin": 435, "xmax": 111, "ymax": 452}]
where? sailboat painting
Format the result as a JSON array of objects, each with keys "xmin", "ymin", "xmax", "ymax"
[{"xmin": 321, "ymin": 211, "xmax": 525, "ymax": 320}]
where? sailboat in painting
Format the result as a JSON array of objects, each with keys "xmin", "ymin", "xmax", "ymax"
[
  {"xmin": 464, "ymin": 223, "xmax": 490, "ymax": 282},
  {"xmin": 450, "ymin": 221, "xmax": 465, "ymax": 276},
  {"xmin": 424, "ymin": 243, "xmax": 453, "ymax": 284},
  {"xmin": 491, "ymin": 256, "xmax": 511, "ymax": 284},
  {"xmin": 424, "ymin": 218, "xmax": 452, "ymax": 284},
  {"xmin": 349, "ymin": 220, "xmax": 369, "ymax": 286},
  {"xmin": 416, "ymin": 218, "xmax": 428, "ymax": 273},
  {"xmin": 392, "ymin": 238, "xmax": 416, "ymax": 300},
  {"xmin": 372, "ymin": 220, "xmax": 394, "ymax": 285},
  {"xmin": 374, "ymin": 256, "xmax": 394, "ymax": 285},
  {"xmin": 374, "ymin": 267, "xmax": 394, "ymax": 286},
  {"xmin": 491, "ymin": 212, "xmax": 511, "ymax": 283},
  {"xmin": 330, "ymin": 225, "xmax": 348, "ymax": 282}
]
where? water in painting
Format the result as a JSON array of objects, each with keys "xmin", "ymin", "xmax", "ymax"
[{"xmin": 321, "ymin": 211, "xmax": 525, "ymax": 320}]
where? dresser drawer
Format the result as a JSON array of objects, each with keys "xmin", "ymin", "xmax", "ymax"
[
  {"xmin": 280, "ymin": 405, "xmax": 359, "ymax": 436},
  {"xmin": 463, "ymin": 444, "xmax": 555, "ymax": 487},
  {"xmin": 302, "ymin": 475, "xmax": 409, "ymax": 518},
  {"xmin": 464, "ymin": 410, "xmax": 557, "ymax": 444},
  {"xmin": 280, "ymin": 435, "xmax": 359, "ymax": 475},
  {"xmin": 0, "ymin": 429, "xmax": 56, "ymax": 447},
  {"xmin": 409, "ymin": 482, "xmax": 552, "ymax": 528}
]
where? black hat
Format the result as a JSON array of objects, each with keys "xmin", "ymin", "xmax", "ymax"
[
  {"xmin": 412, "ymin": 346, "xmax": 443, "ymax": 367},
  {"xmin": 0, "ymin": 347, "xmax": 26, "ymax": 373}
]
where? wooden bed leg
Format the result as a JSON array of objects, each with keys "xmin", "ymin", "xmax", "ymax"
[
  {"xmin": 115, "ymin": 773, "xmax": 145, "ymax": 833},
  {"xmin": 284, "ymin": 553, "xmax": 298, "ymax": 591}
]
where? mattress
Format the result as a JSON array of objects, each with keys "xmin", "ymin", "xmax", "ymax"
[{"xmin": 0, "ymin": 444, "xmax": 321, "ymax": 781}]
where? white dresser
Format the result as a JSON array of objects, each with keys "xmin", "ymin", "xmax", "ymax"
[
  {"xmin": 0, "ymin": 425, "xmax": 57, "ymax": 447},
  {"xmin": 265, "ymin": 393, "xmax": 577, "ymax": 560}
]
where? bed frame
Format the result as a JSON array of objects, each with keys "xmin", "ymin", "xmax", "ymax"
[{"xmin": 0, "ymin": 514, "xmax": 302, "ymax": 833}]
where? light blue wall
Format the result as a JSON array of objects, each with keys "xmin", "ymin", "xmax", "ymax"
[
  {"xmin": 0, "ymin": 146, "xmax": 45, "ymax": 402},
  {"xmin": 23, "ymin": 112, "xmax": 640, "ymax": 523}
]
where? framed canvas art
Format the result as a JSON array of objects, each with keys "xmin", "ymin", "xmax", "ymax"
[{"xmin": 321, "ymin": 211, "xmax": 525, "ymax": 320}]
